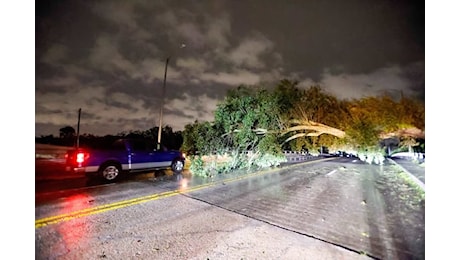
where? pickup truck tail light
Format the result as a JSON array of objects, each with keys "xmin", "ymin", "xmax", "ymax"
[
  {"xmin": 67, "ymin": 150, "xmax": 90, "ymax": 167},
  {"xmin": 76, "ymin": 152, "xmax": 87, "ymax": 163}
]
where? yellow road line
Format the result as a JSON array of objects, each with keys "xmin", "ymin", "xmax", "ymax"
[{"xmin": 35, "ymin": 157, "xmax": 336, "ymax": 228}]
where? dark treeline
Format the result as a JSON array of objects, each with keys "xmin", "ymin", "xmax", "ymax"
[{"xmin": 35, "ymin": 125, "xmax": 184, "ymax": 150}]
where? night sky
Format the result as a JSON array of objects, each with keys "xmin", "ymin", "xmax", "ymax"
[{"xmin": 35, "ymin": 0, "xmax": 425, "ymax": 137}]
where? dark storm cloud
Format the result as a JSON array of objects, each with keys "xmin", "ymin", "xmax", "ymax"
[
  {"xmin": 228, "ymin": 0, "xmax": 424, "ymax": 77},
  {"xmin": 36, "ymin": 0, "xmax": 424, "ymax": 137},
  {"xmin": 400, "ymin": 61, "xmax": 425, "ymax": 100}
]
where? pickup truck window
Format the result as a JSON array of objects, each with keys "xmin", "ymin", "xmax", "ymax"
[
  {"xmin": 111, "ymin": 139, "xmax": 126, "ymax": 151},
  {"xmin": 130, "ymin": 139, "xmax": 155, "ymax": 152}
]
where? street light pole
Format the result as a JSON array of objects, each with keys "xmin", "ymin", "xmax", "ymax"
[
  {"xmin": 157, "ymin": 57, "xmax": 170, "ymax": 150},
  {"xmin": 156, "ymin": 43, "xmax": 185, "ymax": 150}
]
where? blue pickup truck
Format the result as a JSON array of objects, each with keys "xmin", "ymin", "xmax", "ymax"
[{"xmin": 65, "ymin": 138, "xmax": 186, "ymax": 182}]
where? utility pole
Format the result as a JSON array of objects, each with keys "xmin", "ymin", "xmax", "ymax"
[
  {"xmin": 76, "ymin": 108, "xmax": 81, "ymax": 149},
  {"xmin": 157, "ymin": 57, "xmax": 169, "ymax": 150}
]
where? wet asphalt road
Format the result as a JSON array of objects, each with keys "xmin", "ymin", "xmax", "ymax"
[{"xmin": 35, "ymin": 157, "xmax": 424, "ymax": 259}]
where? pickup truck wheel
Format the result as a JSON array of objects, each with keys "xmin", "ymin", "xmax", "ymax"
[
  {"xmin": 171, "ymin": 159, "xmax": 184, "ymax": 173},
  {"xmin": 99, "ymin": 163, "xmax": 121, "ymax": 182}
]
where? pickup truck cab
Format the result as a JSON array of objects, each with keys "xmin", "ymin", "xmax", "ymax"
[{"xmin": 65, "ymin": 138, "xmax": 185, "ymax": 182}]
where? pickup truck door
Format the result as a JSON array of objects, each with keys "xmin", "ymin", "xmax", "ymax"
[{"xmin": 128, "ymin": 140, "xmax": 171, "ymax": 170}]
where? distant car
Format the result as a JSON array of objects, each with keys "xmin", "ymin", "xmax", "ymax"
[
  {"xmin": 65, "ymin": 138, "xmax": 185, "ymax": 182},
  {"xmin": 334, "ymin": 151, "xmax": 356, "ymax": 158},
  {"xmin": 334, "ymin": 151, "xmax": 345, "ymax": 157}
]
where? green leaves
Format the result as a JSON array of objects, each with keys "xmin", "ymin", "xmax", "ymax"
[
  {"xmin": 182, "ymin": 120, "xmax": 226, "ymax": 155},
  {"xmin": 182, "ymin": 79, "xmax": 424, "ymax": 170},
  {"xmin": 214, "ymin": 85, "xmax": 283, "ymax": 153}
]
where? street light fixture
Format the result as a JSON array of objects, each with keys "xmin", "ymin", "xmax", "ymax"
[{"xmin": 156, "ymin": 44, "xmax": 186, "ymax": 150}]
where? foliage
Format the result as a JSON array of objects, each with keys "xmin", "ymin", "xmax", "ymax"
[
  {"xmin": 342, "ymin": 94, "xmax": 424, "ymax": 157},
  {"xmin": 272, "ymin": 79, "xmax": 303, "ymax": 121},
  {"xmin": 59, "ymin": 126, "xmax": 76, "ymax": 138},
  {"xmin": 189, "ymin": 156, "xmax": 209, "ymax": 177},
  {"xmin": 345, "ymin": 120, "xmax": 380, "ymax": 150},
  {"xmin": 297, "ymin": 85, "xmax": 343, "ymax": 125},
  {"xmin": 345, "ymin": 95, "xmax": 424, "ymax": 136},
  {"xmin": 185, "ymin": 87, "xmax": 289, "ymax": 175},
  {"xmin": 257, "ymin": 133, "xmax": 283, "ymax": 156},
  {"xmin": 181, "ymin": 120, "xmax": 226, "ymax": 155},
  {"xmin": 252, "ymin": 153, "xmax": 286, "ymax": 168},
  {"xmin": 214, "ymin": 85, "xmax": 282, "ymax": 153},
  {"xmin": 182, "ymin": 79, "xmax": 425, "ymax": 173},
  {"xmin": 280, "ymin": 84, "xmax": 348, "ymax": 152},
  {"xmin": 187, "ymin": 149, "xmax": 286, "ymax": 177}
]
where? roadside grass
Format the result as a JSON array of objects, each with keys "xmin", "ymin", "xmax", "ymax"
[
  {"xmin": 378, "ymin": 164, "xmax": 425, "ymax": 211},
  {"xmin": 375, "ymin": 163, "xmax": 425, "ymax": 259}
]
